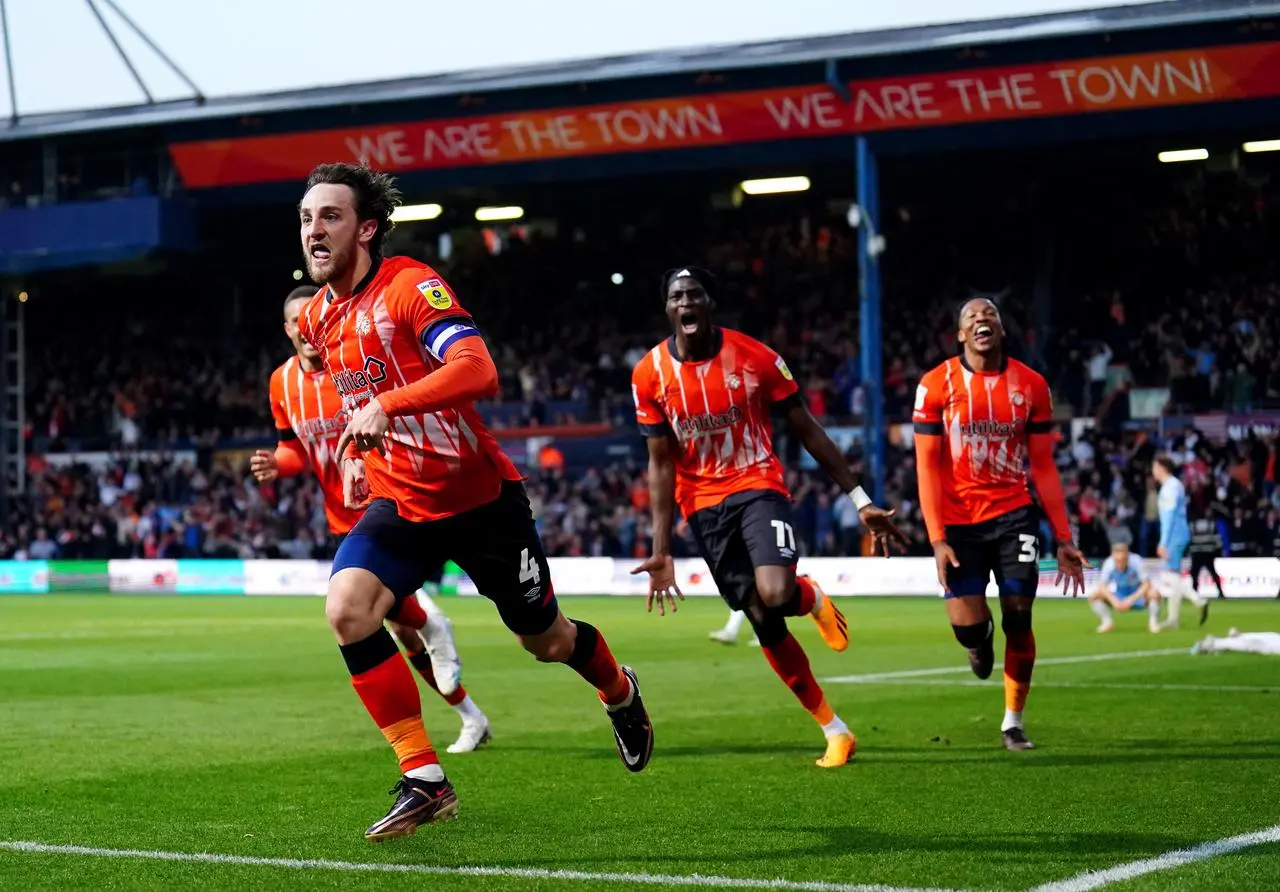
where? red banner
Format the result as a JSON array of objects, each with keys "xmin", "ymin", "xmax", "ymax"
[{"xmin": 171, "ymin": 42, "xmax": 1280, "ymax": 189}]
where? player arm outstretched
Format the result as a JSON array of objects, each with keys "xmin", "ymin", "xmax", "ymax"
[
  {"xmin": 629, "ymin": 358, "xmax": 683, "ymax": 615},
  {"xmin": 633, "ymin": 434, "xmax": 684, "ymax": 615},
  {"xmin": 782, "ymin": 400, "xmax": 908, "ymax": 556},
  {"xmin": 1025, "ymin": 378, "xmax": 1089, "ymax": 595}
]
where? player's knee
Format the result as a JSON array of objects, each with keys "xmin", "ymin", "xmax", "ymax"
[
  {"xmin": 751, "ymin": 610, "xmax": 789, "ymax": 648},
  {"xmin": 755, "ymin": 578, "xmax": 792, "ymax": 608},
  {"xmin": 1001, "ymin": 609, "xmax": 1033, "ymax": 637},
  {"xmin": 325, "ymin": 569, "xmax": 394, "ymax": 644}
]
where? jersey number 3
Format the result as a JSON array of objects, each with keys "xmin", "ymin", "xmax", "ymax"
[{"xmin": 1017, "ymin": 533, "xmax": 1039, "ymax": 564}]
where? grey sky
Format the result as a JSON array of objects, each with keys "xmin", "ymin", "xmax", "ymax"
[{"xmin": 3, "ymin": 0, "xmax": 1143, "ymax": 117}]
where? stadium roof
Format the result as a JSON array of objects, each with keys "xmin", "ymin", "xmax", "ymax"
[{"xmin": 4, "ymin": 0, "xmax": 1279, "ymax": 143}]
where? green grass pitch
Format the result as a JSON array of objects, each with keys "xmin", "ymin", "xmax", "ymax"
[{"xmin": 0, "ymin": 594, "xmax": 1278, "ymax": 891}]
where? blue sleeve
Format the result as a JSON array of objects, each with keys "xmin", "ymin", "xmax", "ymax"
[{"xmin": 1158, "ymin": 488, "xmax": 1176, "ymax": 549}]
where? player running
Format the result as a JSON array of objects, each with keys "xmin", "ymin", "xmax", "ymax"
[
  {"xmin": 250, "ymin": 286, "xmax": 491, "ymax": 755},
  {"xmin": 631, "ymin": 266, "xmax": 906, "ymax": 769},
  {"xmin": 913, "ymin": 298, "xmax": 1087, "ymax": 752},
  {"xmin": 1152, "ymin": 456, "xmax": 1209, "ymax": 629},
  {"xmin": 1188, "ymin": 511, "xmax": 1225, "ymax": 601},
  {"xmin": 295, "ymin": 162, "xmax": 652, "ymax": 841},
  {"xmin": 1087, "ymin": 543, "xmax": 1160, "ymax": 634}
]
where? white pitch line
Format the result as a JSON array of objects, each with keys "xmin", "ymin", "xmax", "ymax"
[
  {"xmin": 840, "ymin": 679, "xmax": 1276, "ymax": 694},
  {"xmin": 823, "ymin": 648, "xmax": 1188, "ymax": 684},
  {"xmin": 0, "ymin": 840, "xmax": 957, "ymax": 892},
  {"xmin": 1028, "ymin": 824, "xmax": 1280, "ymax": 891}
]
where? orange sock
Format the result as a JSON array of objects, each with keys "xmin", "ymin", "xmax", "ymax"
[
  {"xmin": 791, "ymin": 576, "xmax": 817, "ymax": 617},
  {"xmin": 762, "ymin": 633, "xmax": 829, "ymax": 725},
  {"xmin": 408, "ymin": 650, "xmax": 468, "ymax": 706},
  {"xmin": 342, "ymin": 628, "xmax": 437, "ymax": 773},
  {"xmin": 1003, "ymin": 628, "xmax": 1036, "ymax": 713},
  {"xmin": 565, "ymin": 620, "xmax": 631, "ymax": 706}
]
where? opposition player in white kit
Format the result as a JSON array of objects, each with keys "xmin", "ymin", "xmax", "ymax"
[
  {"xmin": 1193, "ymin": 629, "xmax": 1280, "ymax": 656},
  {"xmin": 1151, "ymin": 455, "xmax": 1208, "ymax": 629},
  {"xmin": 1087, "ymin": 543, "xmax": 1160, "ymax": 634}
]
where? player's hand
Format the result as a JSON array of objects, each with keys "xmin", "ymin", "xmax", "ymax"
[
  {"xmin": 631, "ymin": 554, "xmax": 684, "ymax": 615},
  {"xmin": 342, "ymin": 457, "xmax": 371, "ymax": 510},
  {"xmin": 1055, "ymin": 542, "xmax": 1091, "ymax": 597},
  {"xmin": 336, "ymin": 399, "xmax": 391, "ymax": 458},
  {"xmin": 1156, "ymin": 545, "xmax": 1168, "ymax": 560},
  {"xmin": 249, "ymin": 449, "xmax": 278, "ymax": 483},
  {"xmin": 858, "ymin": 505, "xmax": 910, "ymax": 557},
  {"xmin": 933, "ymin": 541, "xmax": 960, "ymax": 594}
]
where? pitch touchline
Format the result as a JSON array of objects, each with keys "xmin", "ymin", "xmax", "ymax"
[
  {"xmin": 837, "ymin": 679, "xmax": 1275, "ymax": 694},
  {"xmin": 822, "ymin": 648, "xmax": 1187, "ymax": 684},
  {"xmin": 0, "ymin": 840, "xmax": 958, "ymax": 892},
  {"xmin": 1027, "ymin": 824, "xmax": 1280, "ymax": 891}
]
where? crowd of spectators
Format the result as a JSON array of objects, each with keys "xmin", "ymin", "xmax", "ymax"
[
  {"xmin": 9, "ymin": 156, "xmax": 1280, "ymax": 562},
  {"xmin": 6, "ymin": 421, "xmax": 1277, "ymax": 564}
]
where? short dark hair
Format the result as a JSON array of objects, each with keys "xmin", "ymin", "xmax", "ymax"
[
  {"xmin": 284, "ymin": 285, "xmax": 318, "ymax": 313},
  {"xmin": 303, "ymin": 162, "xmax": 402, "ymax": 258},
  {"xmin": 1153, "ymin": 454, "xmax": 1178, "ymax": 475},
  {"xmin": 956, "ymin": 297, "xmax": 999, "ymax": 328}
]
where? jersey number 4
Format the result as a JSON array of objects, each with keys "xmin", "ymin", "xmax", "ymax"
[
  {"xmin": 518, "ymin": 547, "xmax": 541, "ymax": 585},
  {"xmin": 1017, "ymin": 533, "xmax": 1040, "ymax": 564}
]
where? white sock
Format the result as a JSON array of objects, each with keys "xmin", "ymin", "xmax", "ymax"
[
  {"xmin": 821, "ymin": 715, "xmax": 850, "ymax": 739},
  {"xmin": 807, "ymin": 581, "xmax": 826, "ymax": 614},
  {"xmin": 1090, "ymin": 600, "xmax": 1112, "ymax": 624},
  {"xmin": 1164, "ymin": 577, "xmax": 1183, "ymax": 626},
  {"xmin": 1001, "ymin": 709, "xmax": 1023, "ymax": 732},
  {"xmin": 405, "ymin": 763, "xmax": 446, "ymax": 782},
  {"xmin": 604, "ymin": 677, "xmax": 636, "ymax": 712},
  {"xmin": 723, "ymin": 610, "xmax": 747, "ymax": 637},
  {"xmin": 453, "ymin": 695, "xmax": 485, "ymax": 721}
]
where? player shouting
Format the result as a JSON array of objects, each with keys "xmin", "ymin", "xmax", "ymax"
[
  {"xmin": 250, "ymin": 286, "xmax": 492, "ymax": 755},
  {"xmin": 631, "ymin": 266, "xmax": 906, "ymax": 768},
  {"xmin": 295, "ymin": 163, "xmax": 653, "ymax": 841},
  {"xmin": 913, "ymin": 298, "xmax": 1087, "ymax": 751}
]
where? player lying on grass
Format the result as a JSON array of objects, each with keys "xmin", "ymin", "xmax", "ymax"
[
  {"xmin": 1192, "ymin": 628, "xmax": 1280, "ymax": 655},
  {"xmin": 295, "ymin": 162, "xmax": 653, "ymax": 841},
  {"xmin": 1087, "ymin": 543, "xmax": 1161, "ymax": 634},
  {"xmin": 631, "ymin": 265, "xmax": 906, "ymax": 768},
  {"xmin": 913, "ymin": 297, "xmax": 1088, "ymax": 752},
  {"xmin": 250, "ymin": 286, "xmax": 491, "ymax": 755}
]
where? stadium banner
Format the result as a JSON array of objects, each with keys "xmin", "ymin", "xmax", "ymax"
[
  {"xmin": 48, "ymin": 560, "xmax": 110, "ymax": 592},
  {"xmin": 175, "ymin": 560, "xmax": 247, "ymax": 594},
  {"xmin": 107, "ymin": 559, "xmax": 179, "ymax": 593},
  {"xmin": 0, "ymin": 560, "xmax": 50, "ymax": 593},
  {"xmin": 2, "ymin": 557, "xmax": 1276, "ymax": 597},
  {"xmin": 171, "ymin": 41, "xmax": 1280, "ymax": 188}
]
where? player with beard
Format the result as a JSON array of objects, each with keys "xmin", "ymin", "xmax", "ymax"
[
  {"xmin": 913, "ymin": 298, "xmax": 1087, "ymax": 751},
  {"xmin": 294, "ymin": 163, "xmax": 653, "ymax": 841},
  {"xmin": 631, "ymin": 266, "xmax": 907, "ymax": 768},
  {"xmin": 250, "ymin": 286, "xmax": 492, "ymax": 754}
]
